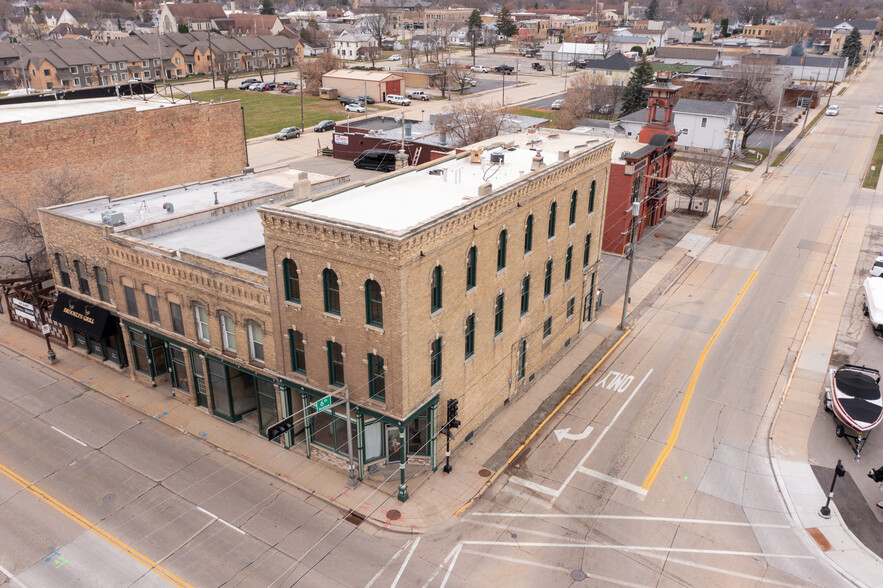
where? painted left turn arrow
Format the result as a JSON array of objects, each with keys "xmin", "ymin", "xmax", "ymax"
[{"xmin": 554, "ymin": 424, "xmax": 594, "ymax": 442}]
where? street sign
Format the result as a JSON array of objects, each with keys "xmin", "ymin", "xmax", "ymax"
[
  {"xmin": 265, "ymin": 414, "xmax": 295, "ymax": 442},
  {"xmin": 41, "ymin": 324, "xmax": 51, "ymax": 335},
  {"xmin": 12, "ymin": 298, "xmax": 36, "ymax": 323},
  {"xmin": 316, "ymin": 396, "xmax": 332, "ymax": 413}
]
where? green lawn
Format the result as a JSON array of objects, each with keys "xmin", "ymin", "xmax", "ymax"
[
  {"xmin": 862, "ymin": 135, "xmax": 883, "ymax": 189},
  {"xmin": 771, "ymin": 148, "xmax": 791, "ymax": 167},
  {"xmin": 188, "ymin": 89, "xmax": 353, "ymax": 139}
]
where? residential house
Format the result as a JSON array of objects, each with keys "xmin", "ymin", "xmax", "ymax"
[
  {"xmin": 618, "ymin": 98, "xmax": 737, "ymax": 153},
  {"xmin": 666, "ymin": 25, "xmax": 693, "ymax": 44},
  {"xmin": 159, "ymin": 3, "xmax": 227, "ymax": 35},
  {"xmin": 812, "ymin": 19, "xmax": 878, "ymax": 57},
  {"xmin": 409, "ymin": 34, "xmax": 445, "ymax": 53},
  {"xmin": 303, "ymin": 43, "xmax": 330, "ymax": 57},
  {"xmin": 579, "ymin": 53, "xmax": 635, "ymax": 85},
  {"xmin": 212, "ymin": 14, "xmax": 285, "ymax": 36},
  {"xmin": 334, "ymin": 30, "xmax": 377, "ymax": 60},
  {"xmin": 688, "ymin": 22, "xmax": 715, "ymax": 41}
]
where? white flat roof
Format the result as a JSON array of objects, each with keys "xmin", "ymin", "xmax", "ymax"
[
  {"xmin": 145, "ymin": 209, "xmax": 266, "ymax": 259},
  {"xmin": 288, "ymin": 131, "xmax": 612, "ymax": 234},
  {"xmin": 0, "ymin": 94, "xmax": 177, "ymax": 124}
]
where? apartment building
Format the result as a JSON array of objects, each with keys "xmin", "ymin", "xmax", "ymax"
[{"xmin": 39, "ymin": 132, "xmax": 612, "ymax": 501}]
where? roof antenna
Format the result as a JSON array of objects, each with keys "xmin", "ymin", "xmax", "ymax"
[{"xmin": 213, "ymin": 191, "xmax": 219, "ymax": 205}]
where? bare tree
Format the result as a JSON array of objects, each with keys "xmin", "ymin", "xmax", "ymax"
[
  {"xmin": 678, "ymin": 0, "xmax": 715, "ymax": 22},
  {"xmin": 448, "ymin": 64, "xmax": 473, "ymax": 94},
  {"xmin": 672, "ymin": 152, "xmax": 725, "ymax": 210},
  {"xmin": 556, "ymin": 73, "xmax": 622, "ymax": 128},
  {"xmin": 361, "ymin": 11, "xmax": 389, "ymax": 68},
  {"xmin": 483, "ymin": 28, "xmax": 501, "ymax": 54},
  {"xmin": 216, "ymin": 52, "xmax": 240, "ymax": 89},
  {"xmin": 300, "ymin": 52, "xmax": 341, "ymax": 95},
  {"xmin": 733, "ymin": 0, "xmax": 769, "ymax": 25},
  {"xmin": 725, "ymin": 61, "xmax": 780, "ymax": 148},
  {"xmin": 770, "ymin": 21, "xmax": 812, "ymax": 47},
  {"xmin": 428, "ymin": 64, "xmax": 452, "ymax": 98},
  {"xmin": 594, "ymin": 32, "xmax": 614, "ymax": 58},
  {"xmin": 434, "ymin": 101, "xmax": 506, "ymax": 146}
]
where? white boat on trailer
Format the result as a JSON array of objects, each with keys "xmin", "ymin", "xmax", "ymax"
[{"xmin": 825, "ymin": 364, "xmax": 883, "ymax": 459}]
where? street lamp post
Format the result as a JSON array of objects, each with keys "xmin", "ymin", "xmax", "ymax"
[
  {"xmin": 819, "ymin": 460, "xmax": 846, "ymax": 519},
  {"xmin": 619, "ymin": 201, "xmax": 640, "ymax": 331},
  {"xmin": 712, "ymin": 127, "xmax": 740, "ymax": 229},
  {"xmin": 0, "ymin": 254, "xmax": 57, "ymax": 364}
]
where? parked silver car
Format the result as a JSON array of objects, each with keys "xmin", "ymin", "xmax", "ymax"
[{"xmin": 275, "ymin": 126, "xmax": 302, "ymax": 140}]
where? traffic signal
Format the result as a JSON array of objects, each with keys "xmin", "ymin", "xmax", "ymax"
[{"xmin": 447, "ymin": 398, "xmax": 461, "ymax": 430}]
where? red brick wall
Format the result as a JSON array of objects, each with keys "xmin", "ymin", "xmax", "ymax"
[{"xmin": 0, "ymin": 100, "xmax": 247, "ymax": 204}]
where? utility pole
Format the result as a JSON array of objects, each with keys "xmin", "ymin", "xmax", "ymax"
[
  {"xmin": 344, "ymin": 385, "xmax": 356, "ymax": 487},
  {"xmin": 765, "ymin": 89, "xmax": 783, "ymax": 174},
  {"xmin": 619, "ymin": 200, "xmax": 640, "ymax": 330},
  {"xmin": 208, "ymin": 27, "xmax": 216, "ymax": 89},
  {"xmin": 800, "ymin": 73, "xmax": 817, "ymax": 135},
  {"xmin": 299, "ymin": 61, "xmax": 304, "ymax": 131},
  {"xmin": 826, "ymin": 56, "xmax": 842, "ymax": 108},
  {"xmin": 713, "ymin": 127, "xmax": 739, "ymax": 229}
]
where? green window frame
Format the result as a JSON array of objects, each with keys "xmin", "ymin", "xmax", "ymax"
[
  {"xmin": 289, "ymin": 329, "xmax": 306, "ymax": 374},
  {"xmin": 466, "ymin": 246, "xmax": 477, "ymax": 291},
  {"xmin": 494, "ymin": 293, "xmax": 504, "ymax": 335},
  {"xmin": 548, "ymin": 202, "xmax": 557, "ymax": 238},
  {"xmin": 323, "ymin": 269, "xmax": 340, "ymax": 315},
  {"xmin": 589, "ymin": 180, "xmax": 596, "ymax": 214},
  {"xmin": 520, "ymin": 275, "xmax": 530, "ymax": 315},
  {"xmin": 583, "ymin": 233, "xmax": 591, "ymax": 267},
  {"xmin": 569, "ymin": 190, "xmax": 577, "ymax": 225},
  {"xmin": 497, "ymin": 230, "xmax": 507, "ymax": 270},
  {"xmin": 543, "ymin": 316, "xmax": 552, "ymax": 339},
  {"xmin": 524, "ymin": 214, "xmax": 533, "ymax": 253},
  {"xmin": 283, "ymin": 259, "xmax": 300, "ymax": 303},
  {"xmin": 368, "ymin": 353, "xmax": 385, "ymax": 400},
  {"xmin": 430, "ymin": 337, "xmax": 442, "ymax": 384},
  {"xmin": 544, "ymin": 260, "xmax": 553, "ymax": 297},
  {"xmin": 517, "ymin": 339, "xmax": 526, "ymax": 380},
  {"xmin": 464, "ymin": 313, "xmax": 475, "ymax": 358},
  {"xmin": 365, "ymin": 279, "xmax": 383, "ymax": 327},
  {"xmin": 431, "ymin": 265, "xmax": 443, "ymax": 312},
  {"xmin": 327, "ymin": 341, "xmax": 344, "ymax": 386},
  {"xmin": 564, "ymin": 246, "xmax": 573, "ymax": 283}
]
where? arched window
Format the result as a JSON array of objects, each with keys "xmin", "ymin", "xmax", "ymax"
[
  {"xmin": 564, "ymin": 246, "xmax": 573, "ymax": 282},
  {"xmin": 430, "ymin": 265, "xmax": 443, "ymax": 312},
  {"xmin": 220, "ymin": 311, "xmax": 236, "ymax": 352},
  {"xmin": 466, "ymin": 246, "xmax": 477, "ymax": 291},
  {"xmin": 548, "ymin": 202, "xmax": 557, "ymax": 238},
  {"xmin": 589, "ymin": 180, "xmax": 596, "ymax": 214},
  {"xmin": 430, "ymin": 337, "xmax": 442, "ymax": 384},
  {"xmin": 569, "ymin": 190, "xmax": 577, "ymax": 225},
  {"xmin": 496, "ymin": 230, "xmax": 507, "ymax": 270},
  {"xmin": 289, "ymin": 329, "xmax": 306, "ymax": 374},
  {"xmin": 494, "ymin": 293, "xmax": 504, "ymax": 335},
  {"xmin": 323, "ymin": 269, "xmax": 340, "ymax": 315},
  {"xmin": 521, "ymin": 275, "xmax": 530, "ymax": 315},
  {"xmin": 283, "ymin": 259, "xmax": 300, "ymax": 303},
  {"xmin": 365, "ymin": 279, "xmax": 383, "ymax": 327},
  {"xmin": 464, "ymin": 314, "xmax": 475, "ymax": 358},
  {"xmin": 327, "ymin": 341, "xmax": 344, "ymax": 386},
  {"xmin": 248, "ymin": 322, "xmax": 264, "ymax": 362},
  {"xmin": 524, "ymin": 215, "xmax": 533, "ymax": 253},
  {"xmin": 544, "ymin": 259, "xmax": 553, "ymax": 297},
  {"xmin": 583, "ymin": 233, "xmax": 592, "ymax": 267}
]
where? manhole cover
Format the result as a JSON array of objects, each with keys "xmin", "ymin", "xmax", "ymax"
[
  {"xmin": 103, "ymin": 494, "xmax": 116, "ymax": 502},
  {"xmin": 478, "ymin": 468, "xmax": 492, "ymax": 477},
  {"xmin": 386, "ymin": 509, "xmax": 401, "ymax": 521},
  {"xmin": 571, "ymin": 570, "xmax": 587, "ymax": 582}
]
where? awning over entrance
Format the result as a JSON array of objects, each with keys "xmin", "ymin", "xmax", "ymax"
[{"xmin": 50, "ymin": 292, "xmax": 111, "ymax": 339}]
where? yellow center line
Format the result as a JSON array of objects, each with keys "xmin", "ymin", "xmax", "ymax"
[
  {"xmin": 0, "ymin": 462, "xmax": 193, "ymax": 588},
  {"xmin": 642, "ymin": 270, "xmax": 758, "ymax": 491}
]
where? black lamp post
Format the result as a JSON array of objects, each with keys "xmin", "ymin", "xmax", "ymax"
[
  {"xmin": 819, "ymin": 460, "xmax": 846, "ymax": 519},
  {"xmin": 0, "ymin": 253, "xmax": 57, "ymax": 364}
]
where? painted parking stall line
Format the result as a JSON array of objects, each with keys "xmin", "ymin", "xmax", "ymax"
[{"xmin": 50, "ymin": 426, "xmax": 87, "ymax": 447}]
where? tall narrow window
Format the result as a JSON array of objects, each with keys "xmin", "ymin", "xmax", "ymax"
[
  {"xmin": 56, "ymin": 255, "xmax": 71, "ymax": 288},
  {"xmin": 521, "ymin": 275, "xmax": 530, "ymax": 315},
  {"xmin": 430, "ymin": 337, "xmax": 442, "ymax": 384},
  {"xmin": 543, "ymin": 316, "xmax": 552, "ymax": 339},
  {"xmin": 289, "ymin": 330, "xmax": 306, "ymax": 374},
  {"xmin": 74, "ymin": 261, "xmax": 90, "ymax": 295},
  {"xmin": 583, "ymin": 233, "xmax": 592, "ymax": 267},
  {"xmin": 548, "ymin": 202, "xmax": 557, "ymax": 238},
  {"xmin": 569, "ymin": 190, "xmax": 578, "ymax": 225},
  {"xmin": 494, "ymin": 293, "xmax": 504, "ymax": 335},
  {"xmin": 220, "ymin": 312, "xmax": 236, "ymax": 352},
  {"xmin": 517, "ymin": 339, "xmax": 526, "ymax": 380},
  {"xmin": 368, "ymin": 353, "xmax": 385, "ymax": 400},
  {"xmin": 464, "ymin": 314, "xmax": 475, "ymax": 358},
  {"xmin": 194, "ymin": 304, "xmax": 209, "ymax": 342},
  {"xmin": 564, "ymin": 246, "xmax": 573, "ymax": 282},
  {"xmin": 497, "ymin": 230, "xmax": 508, "ymax": 270},
  {"xmin": 544, "ymin": 260, "xmax": 553, "ymax": 297},
  {"xmin": 430, "ymin": 265, "xmax": 443, "ymax": 312},
  {"xmin": 146, "ymin": 293, "xmax": 160, "ymax": 324},
  {"xmin": 466, "ymin": 246, "xmax": 477, "ymax": 291},
  {"xmin": 327, "ymin": 341, "xmax": 344, "ymax": 386},
  {"xmin": 524, "ymin": 214, "xmax": 533, "ymax": 254},
  {"xmin": 323, "ymin": 269, "xmax": 340, "ymax": 315},
  {"xmin": 283, "ymin": 259, "xmax": 300, "ymax": 303},
  {"xmin": 365, "ymin": 279, "xmax": 383, "ymax": 327},
  {"xmin": 589, "ymin": 180, "xmax": 596, "ymax": 213},
  {"xmin": 95, "ymin": 267, "xmax": 110, "ymax": 302},
  {"xmin": 567, "ymin": 297, "xmax": 575, "ymax": 318},
  {"xmin": 248, "ymin": 323, "xmax": 264, "ymax": 362},
  {"xmin": 169, "ymin": 302, "xmax": 184, "ymax": 335},
  {"xmin": 124, "ymin": 285, "xmax": 138, "ymax": 318}
]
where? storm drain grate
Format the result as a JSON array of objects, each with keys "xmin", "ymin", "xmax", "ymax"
[
  {"xmin": 478, "ymin": 469, "xmax": 492, "ymax": 478},
  {"xmin": 344, "ymin": 511, "xmax": 366, "ymax": 526}
]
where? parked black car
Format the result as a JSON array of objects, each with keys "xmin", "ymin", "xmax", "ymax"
[
  {"xmin": 356, "ymin": 95, "xmax": 376, "ymax": 104},
  {"xmin": 314, "ymin": 120, "xmax": 336, "ymax": 132},
  {"xmin": 495, "ymin": 65, "xmax": 513, "ymax": 74},
  {"xmin": 531, "ymin": 62, "xmax": 545, "ymax": 71},
  {"xmin": 339, "ymin": 96, "xmax": 359, "ymax": 106}
]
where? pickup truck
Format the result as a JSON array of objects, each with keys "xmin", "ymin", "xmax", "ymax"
[
  {"xmin": 408, "ymin": 90, "xmax": 431, "ymax": 101},
  {"xmin": 494, "ymin": 65, "xmax": 513, "ymax": 74},
  {"xmin": 531, "ymin": 62, "xmax": 545, "ymax": 71},
  {"xmin": 470, "ymin": 65, "xmax": 491, "ymax": 73}
]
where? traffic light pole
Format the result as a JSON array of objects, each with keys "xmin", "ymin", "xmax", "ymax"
[{"xmin": 443, "ymin": 429, "xmax": 452, "ymax": 473}]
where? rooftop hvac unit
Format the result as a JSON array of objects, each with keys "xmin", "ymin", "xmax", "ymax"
[
  {"xmin": 101, "ymin": 210, "xmax": 125, "ymax": 227},
  {"xmin": 490, "ymin": 152, "xmax": 505, "ymax": 164}
]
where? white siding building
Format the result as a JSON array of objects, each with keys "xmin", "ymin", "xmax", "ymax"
[{"xmin": 617, "ymin": 99, "xmax": 738, "ymax": 153}]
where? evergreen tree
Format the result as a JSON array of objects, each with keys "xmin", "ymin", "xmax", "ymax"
[
  {"xmin": 260, "ymin": 0, "xmax": 276, "ymax": 16},
  {"xmin": 720, "ymin": 18, "xmax": 729, "ymax": 37},
  {"xmin": 496, "ymin": 7, "xmax": 517, "ymax": 39},
  {"xmin": 467, "ymin": 9, "xmax": 483, "ymax": 64},
  {"xmin": 645, "ymin": 0, "xmax": 659, "ymax": 21},
  {"xmin": 619, "ymin": 55, "xmax": 655, "ymax": 116},
  {"xmin": 840, "ymin": 27, "xmax": 862, "ymax": 66}
]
